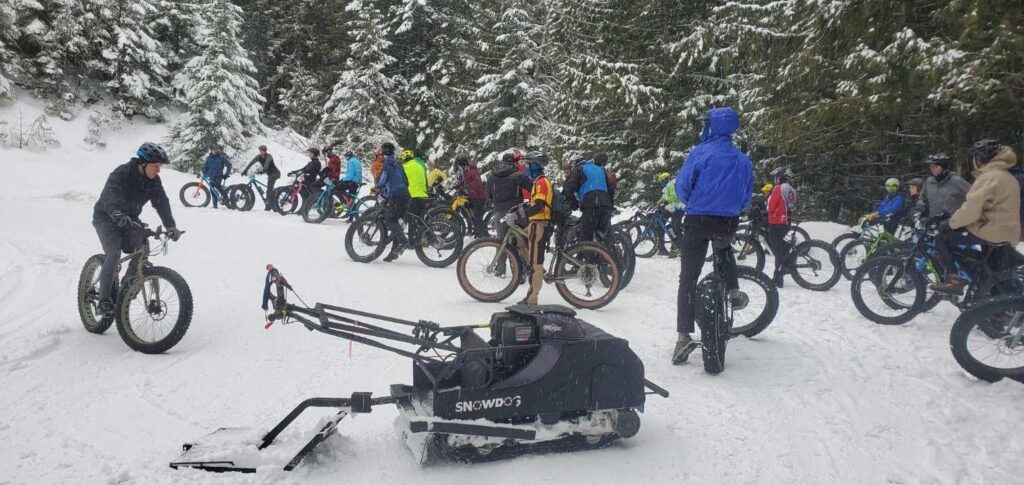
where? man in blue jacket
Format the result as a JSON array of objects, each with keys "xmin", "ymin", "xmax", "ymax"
[
  {"xmin": 563, "ymin": 153, "xmax": 616, "ymax": 242},
  {"xmin": 201, "ymin": 144, "xmax": 232, "ymax": 208},
  {"xmin": 672, "ymin": 107, "xmax": 754, "ymax": 371},
  {"xmin": 376, "ymin": 142, "xmax": 411, "ymax": 262}
]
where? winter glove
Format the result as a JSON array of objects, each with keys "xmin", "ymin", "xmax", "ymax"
[
  {"xmin": 865, "ymin": 213, "xmax": 879, "ymax": 222},
  {"xmin": 502, "ymin": 211, "xmax": 519, "ymax": 226},
  {"xmin": 166, "ymin": 227, "xmax": 183, "ymax": 241},
  {"xmin": 111, "ymin": 211, "xmax": 134, "ymax": 229}
]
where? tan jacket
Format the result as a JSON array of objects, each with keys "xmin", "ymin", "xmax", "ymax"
[{"xmin": 949, "ymin": 147, "xmax": 1021, "ymax": 244}]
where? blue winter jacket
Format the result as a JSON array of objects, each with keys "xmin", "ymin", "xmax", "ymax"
[
  {"xmin": 675, "ymin": 107, "xmax": 754, "ymax": 217},
  {"xmin": 343, "ymin": 156, "xmax": 363, "ymax": 183},
  {"xmin": 377, "ymin": 155, "xmax": 409, "ymax": 199},
  {"xmin": 575, "ymin": 161, "xmax": 609, "ymax": 201},
  {"xmin": 875, "ymin": 193, "xmax": 905, "ymax": 218},
  {"xmin": 202, "ymin": 153, "xmax": 231, "ymax": 179}
]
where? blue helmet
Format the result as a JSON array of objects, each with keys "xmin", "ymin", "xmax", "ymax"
[{"xmin": 136, "ymin": 142, "xmax": 168, "ymax": 163}]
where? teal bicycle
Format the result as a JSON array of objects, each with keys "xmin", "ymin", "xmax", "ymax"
[{"xmin": 226, "ymin": 175, "xmax": 272, "ymax": 212}]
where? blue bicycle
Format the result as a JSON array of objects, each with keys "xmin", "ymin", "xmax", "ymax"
[
  {"xmin": 179, "ymin": 175, "xmax": 232, "ymax": 209},
  {"xmin": 627, "ymin": 209, "xmax": 679, "ymax": 258},
  {"xmin": 225, "ymin": 175, "xmax": 271, "ymax": 212},
  {"xmin": 300, "ymin": 181, "xmax": 376, "ymax": 224}
]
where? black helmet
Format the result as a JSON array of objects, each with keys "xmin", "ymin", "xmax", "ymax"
[
  {"xmin": 926, "ymin": 153, "xmax": 952, "ymax": 169},
  {"xmin": 593, "ymin": 153, "xmax": 608, "ymax": 166},
  {"xmin": 454, "ymin": 155, "xmax": 470, "ymax": 168},
  {"xmin": 308, "ymin": 147, "xmax": 320, "ymax": 157},
  {"xmin": 524, "ymin": 151, "xmax": 549, "ymax": 167},
  {"xmin": 501, "ymin": 153, "xmax": 517, "ymax": 165},
  {"xmin": 906, "ymin": 177, "xmax": 924, "ymax": 189},
  {"xmin": 770, "ymin": 167, "xmax": 792, "ymax": 181},
  {"xmin": 136, "ymin": 142, "xmax": 169, "ymax": 164},
  {"xmin": 970, "ymin": 139, "xmax": 1002, "ymax": 164},
  {"xmin": 344, "ymin": 151, "xmax": 354, "ymax": 158},
  {"xmin": 381, "ymin": 142, "xmax": 395, "ymax": 156}
]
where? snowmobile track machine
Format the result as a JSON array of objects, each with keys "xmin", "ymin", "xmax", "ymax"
[{"xmin": 169, "ymin": 265, "xmax": 668, "ymax": 473}]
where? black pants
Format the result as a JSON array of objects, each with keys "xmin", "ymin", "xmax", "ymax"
[
  {"xmin": 93, "ymin": 221, "xmax": 145, "ymax": 302},
  {"xmin": 407, "ymin": 197, "xmax": 428, "ymax": 241},
  {"xmin": 337, "ymin": 181, "xmax": 360, "ymax": 200},
  {"xmin": 210, "ymin": 177, "xmax": 225, "ymax": 208},
  {"xmin": 677, "ymin": 215, "xmax": 739, "ymax": 334},
  {"xmin": 469, "ymin": 198, "xmax": 487, "ymax": 237},
  {"xmin": 767, "ymin": 224, "xmax": 791, "ymax": 278},
  {"xmin": 264, "ymin": 173, "xmax": 279, "ymax": 210},
  {"xmin": 386, "ymin": 194, "xmax": 410, "ymax": 250},
  {"xmin": 936, "ymin": 230, "xmax": 990, "ymax": 277},
  {"xmin": 578, "ymin": 206, "xmax": 612, "ymax": 241}
]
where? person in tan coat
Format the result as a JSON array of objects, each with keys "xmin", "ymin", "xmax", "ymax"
[{"xmin": 932, "ymin": 139, "xmax": 1022, "ymax": 294}]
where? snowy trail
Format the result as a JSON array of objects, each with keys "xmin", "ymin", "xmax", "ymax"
[{"xmin": 2, "ymin": 133, "xmax": 1024, "ymax": 484}]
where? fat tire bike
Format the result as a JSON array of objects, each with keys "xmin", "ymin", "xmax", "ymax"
[
  {"xmin": 344, "ymin": 203, "xmax": 464, "ymax": 268},
  {"xmin": 180, "ymin": 176, "xmax": 233, "ymax": 209},
  {"xmin": 456, "ymin": 219, "xmax": 621, "ymax": 310},
  {"xmin": 77, "ymin": 225, "xmax": 193, "ymax": 354},
  {"xmin": 949, "ymin": 295, "xmax": 1024, "ymax": 384}
]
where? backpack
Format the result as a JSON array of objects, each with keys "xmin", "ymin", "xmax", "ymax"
[
  {"xmin": 550, "ymin": 187, "xmax": 568, "ymax": 225},
  {"xmin": 327, "ymin": 155, "xmax": 341, "ymax": 181}
]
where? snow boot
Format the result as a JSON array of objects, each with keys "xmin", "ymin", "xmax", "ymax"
[
  {"xmin": 672, "ymin": 333, "xmax": 698, "ymax": 365},
  {"xmin": 728, "ymin": 289, "xmax": 749, "ymax": 311},
  {"xmin": 930, "ymin": 274, "xmax": 966, "ymax": 295},
  {"xmin": 98, "ymin": 298, "xmax": 115, "ymax": 319},
  {"xmin": 383, "ymin": 245, "xmax": 405, "ymax": 262}
]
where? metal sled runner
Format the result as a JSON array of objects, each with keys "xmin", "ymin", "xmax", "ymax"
[{"xmin": 170, "ymin": 265, "xmax": 668, "ymax": 473}]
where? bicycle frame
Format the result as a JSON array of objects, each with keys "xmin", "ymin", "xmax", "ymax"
[
  {"xmin": 247, "ymin": 176, "xmax": 269, "ymax": 201},
  {"xmin": 488, "ymin": 222, "xmax": 588, "ymax": 285},
  {"xmin": 194, "ymin": 175, "xmax": 226, "ymax": 202}
]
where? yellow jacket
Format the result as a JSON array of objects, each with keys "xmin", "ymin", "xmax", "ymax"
[{"xmin": 404, "ymin": 160, "xmax": 428, "ymax": 198}]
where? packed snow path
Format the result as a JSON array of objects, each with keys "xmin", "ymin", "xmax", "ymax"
[{"xmin": 2, "ymin": 152, "xmax": 1023, "ymax": 484}]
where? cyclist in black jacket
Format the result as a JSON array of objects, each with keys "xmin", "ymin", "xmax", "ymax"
[
  {"xmin": 92, "ymin": 142, "xmax": 181, "ymax": 318},
  {"xmin": 241, "ymin": 145, "xmax": 280, "ymax": 210}
]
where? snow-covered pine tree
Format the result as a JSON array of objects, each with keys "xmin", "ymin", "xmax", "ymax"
[
  {"xmin": 390, "ymin": 0, "xmax": 476, "ymax": 162},
  {"xmin": 167, "ymin": 0, "xmax": 264, "ymax": 172},
  {"xmin": 22, "ymin": 0, "xmax": 94, "ymax": 119},
  {"xmin": 318, "ymin": 0, "xmax": 404, "ymax": 156},
  {"xmin": 0, "ymin": 0, "xmax": 20, "ymax": 100},
  {"xmin": 277, "ymin": 62, "xmax": 327, "ymax": 137},
  {"xmin": 460, "ymin": 0, "xmax": 555, "ymax": 163},
  {"xmin": 87, "ymin": 0, "xmax": 172, "ymax": 119},
  {"xmin": 152, "ymin": 0, "xmax": 205, "ymax": 75}
]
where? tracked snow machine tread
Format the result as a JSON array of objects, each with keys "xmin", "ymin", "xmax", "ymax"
[{"xmin": 169, "ymin": 265, "xmax": 668, "ymax": 473}]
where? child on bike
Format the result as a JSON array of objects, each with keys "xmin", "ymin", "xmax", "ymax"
[
  {"xmin": 92, "ymin": 143, "xmax": 181, "ymax": 317},
  {"xmin": 858, "ymin": 178, "xmax": 905, "ymax": 233}
]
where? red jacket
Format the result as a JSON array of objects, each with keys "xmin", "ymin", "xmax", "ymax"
[
  {"xmin": 462, "ymin": 166, "xmax": 485, "ymax": 200},
  {"xmin": 767, "ymin": 183, "xmax": 796, "ymax": 225},
  {"xmin": 326, "ymin": 154, "xmax": 342, "ymax": 181}
]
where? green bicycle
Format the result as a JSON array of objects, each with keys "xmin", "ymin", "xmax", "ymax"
[{"xmin": 839, "ymin": 221, "xmax": 906, "ymax": 280}]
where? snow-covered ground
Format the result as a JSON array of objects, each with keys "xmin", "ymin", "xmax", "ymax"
[{"xmin": 2, "ymin": 103, "xmax": 1023, "ymax": 485}]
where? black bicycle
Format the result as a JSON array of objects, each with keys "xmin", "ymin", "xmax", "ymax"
[
  {"xmin": 851, "ymin": 220, "xmax": 1024, "ymax": 326},
  {"xmin": 344, "ymin": 202, "xmax": 464, "ymax": 268},
  {"xmin": 950, "ymin": 295, "xmax": 1024, "ymax": 384},
  {"xmin": 694, "ymin": 248, "xmax": 780, "ymax": 373},
  {"xmin": 77, "ymin": 225, "xmax": 193, "ymax": 354}
]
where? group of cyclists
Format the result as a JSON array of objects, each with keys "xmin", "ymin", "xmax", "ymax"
[{"xmin": 90, "ymin": 104, "xmax": 1022, "ymax": 374}]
